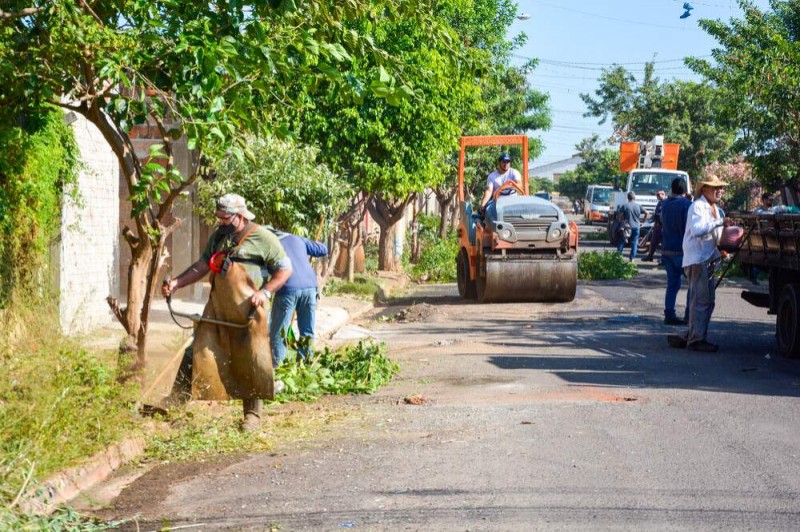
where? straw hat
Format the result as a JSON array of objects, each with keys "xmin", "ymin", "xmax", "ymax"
[
  {"xmin": 695, "ymin": 174, "xmax": 728, "ymax": 191},
  {"xmin": 694, "ymin": 174, "xmax": 729, "ymax": 197}
]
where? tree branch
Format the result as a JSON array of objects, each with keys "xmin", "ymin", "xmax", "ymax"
[{"xmin": 0, "ymin": 7, "xmax": 42, "ymax": 20}]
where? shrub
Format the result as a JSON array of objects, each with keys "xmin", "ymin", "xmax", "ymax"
[
  {"xmin": 197, "ymin": 134, "xmax": 351, "ymax": 237},
  {"xmin": 410, "ymin": 236, "xmax": 458, "ymax": 282},
  {"xmin": 578, "ymin": 251, "xmax": 638, "ymax": 280}
]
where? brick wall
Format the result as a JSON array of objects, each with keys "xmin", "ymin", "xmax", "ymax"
[{"xmin": 58, "ymin": 113, "xmax": 120, "ymax": 334}]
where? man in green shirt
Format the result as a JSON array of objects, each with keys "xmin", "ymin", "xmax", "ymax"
[{"xmin": 162, "ymin": 193, "xmax": 292, "ymax": 430}]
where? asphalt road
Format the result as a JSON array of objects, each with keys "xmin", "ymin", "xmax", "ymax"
[{"xmin": 101, "ymin": 240, "xmax": 800, "ymax": 531}]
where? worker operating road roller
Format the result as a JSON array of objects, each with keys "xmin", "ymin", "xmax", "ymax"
[{"xmin": 479, "ymin": 152, "xmax": 522, "ymax": 220}]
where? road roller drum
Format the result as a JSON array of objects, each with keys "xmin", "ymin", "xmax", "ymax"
[{"xmin": 476, "ymin": 255, "xmax": 577, "ymax": 303}]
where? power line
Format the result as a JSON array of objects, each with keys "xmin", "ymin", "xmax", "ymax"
[{"xmin": 531, "ymin": 0, "xmax": 707, "ymax": 32}]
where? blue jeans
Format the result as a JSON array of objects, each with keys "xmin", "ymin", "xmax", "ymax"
[
  {"xmin": 663, "ymin": 254, "xmax": 688, "ymax": 321},
  {"xmin": 269, "ymin": 287, "xmax": 318, "ymax": 367},
  {"xmin": 617, "ymin": 226, "xmax": 640, "ymax": 260}
]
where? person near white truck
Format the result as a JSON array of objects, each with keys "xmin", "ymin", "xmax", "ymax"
[{"xmin": 608, "ymin": 136, "xmax": 691, "ymax": 243}]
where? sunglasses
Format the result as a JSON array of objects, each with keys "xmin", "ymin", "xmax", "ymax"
[{"xmin": 216, "ymin": 213, "xmax": 236, "ymax": 224}]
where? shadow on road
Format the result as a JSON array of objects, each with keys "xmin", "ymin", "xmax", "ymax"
[{"xmin": 386, "ymin": 305, "xmax": 800, "ymax": 398}]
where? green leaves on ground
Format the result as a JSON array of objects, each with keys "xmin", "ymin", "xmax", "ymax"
[
  {"xmin": 578, "ymin": 251, "xmax": 638, "ymax": 280},
  {"xmin": 276, "ymin": 340, "xmax": 398, "ymax": 402}
]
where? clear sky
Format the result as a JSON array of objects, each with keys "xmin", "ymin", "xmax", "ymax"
[{"xmin": 508, "ymin": 0, "xmax": 773, "ymax": 166}]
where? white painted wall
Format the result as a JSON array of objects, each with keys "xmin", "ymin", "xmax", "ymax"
[{"xmin": 58, "ymin": 113, "xmax": 119, "ymax": 334}]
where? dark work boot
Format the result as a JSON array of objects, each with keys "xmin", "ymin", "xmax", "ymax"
[
  {"xmin": 687, "ymin": 340, "xmax": 719, "ymax": 353},
  {"xmin": 241, "ymin": 398, "xmax": 263, "ymax": 432},
  {"xmin": 667, "ymin": 334, "xmax": 687, "ymax": 349}
]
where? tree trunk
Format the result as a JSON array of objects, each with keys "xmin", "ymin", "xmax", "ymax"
[
  {"xmin": 367, "ymin": 193, "xmax": 414, "ymax": 271},
  {"xmin": 410, "ymin": 201, "xmax": 420, "ymax": 263},
  {"xmin": 449, "ymin": 198, "xmax": 459, "ymax": 233},
  {"xmin": 433, "ymin": 184, "xmax": 457, "ymax": 239},
  {"xmin": 376, "ymin": 223, "xmax": 397, "ymax": 271},
  {"xmin": 82, "ymin": 97, "xmax": 191, "ymax": 381},
  {"xmin": 346, "ymin": 223, "xmax": 361, "ymax": 282}
]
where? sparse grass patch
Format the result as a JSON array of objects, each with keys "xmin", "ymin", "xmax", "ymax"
[
  {"xmin": 144, "ymin": 340, "xmax": 397, "ymax": 462},
  {"xmin": 322, "ymin": 274, "xmax": 382, "ymax": 299},
  {"xmin": 0, "ymin": 505, "xmax": 131, "ymax": 530},
  {"xmin": 578, "ymin": 250, "xmax": 638, "ymax": 280}
]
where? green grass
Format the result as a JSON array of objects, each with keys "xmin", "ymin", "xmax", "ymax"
[
  {"xmin": 578, "ymin": 250, "xmax": 638, "ymax": 280},
  {"xmin": 145, "ymin": 340, "xmax": 398, "ymax": 462},
  {"xmin": 1, "ymin": 297, "xmax": 139, "ymax": 526},
  {"xmin": 322, "ymin": 274, "xmax": 382, "ymax": 299}
]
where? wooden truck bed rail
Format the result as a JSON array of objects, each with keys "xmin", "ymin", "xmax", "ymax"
[{"xmin": 736, "ymin": 213, "xmax": 800, "ymax": 271}]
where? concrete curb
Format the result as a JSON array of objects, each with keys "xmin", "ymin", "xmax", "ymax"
[{"xmin": 19, "ymin": 437, "xmax": 146, "ymax": 515}]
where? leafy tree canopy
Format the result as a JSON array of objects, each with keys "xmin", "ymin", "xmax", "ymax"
[
  {"xmin": 0, "ymin": 0, "xmax": 422, "ymax": 365},
  {"xmin": 197, "ymin": 135, "xmax": 352, "ymax": 238},
  {"xmin": 580, "ymin": 63, "xmax": 736, "ymax": 177},
  {"xmin": 687, "ymin": 0, "xmax": 800, "ymax": 188}
]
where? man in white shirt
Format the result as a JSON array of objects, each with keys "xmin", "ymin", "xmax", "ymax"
[
  {"xmin": 668, "ymin": 175, "xmax": 732, "ymax": 353},
  {"xmin": 480, "ymin": 152, "xmax": 522, "ymax": 219}
]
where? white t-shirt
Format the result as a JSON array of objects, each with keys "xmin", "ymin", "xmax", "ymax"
[{"xmin": 485, "ymin": 168, "xmax": 521, "ymax": 197}]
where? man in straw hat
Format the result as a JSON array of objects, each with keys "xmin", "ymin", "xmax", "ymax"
[{"xmin": 667, "ymin": 175, "xmax": 732, "ymax": 353}]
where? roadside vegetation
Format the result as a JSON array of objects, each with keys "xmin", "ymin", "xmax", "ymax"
[
  {"xmin": 0, "ymin": 298, "xmax": 140, "ymax": 528},
  {"xmin": 146, "ymin": 339, "xmax": 397, "ymax": 462},
  {"xmin": 407, "ymin": 214, "xmax": 458, "ymax": 283},
  {"xmin": 578, "ymin": 251, "xmax": 638, "ymax": 280}
]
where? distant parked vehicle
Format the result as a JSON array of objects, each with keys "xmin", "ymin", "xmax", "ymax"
[
  {"xmin": 534, "ymin": 192, "xmax": 552, "ymax": 201},
  {"xmin": 583, "ymin": 184, "xmax": 613, "ymax": 225}
]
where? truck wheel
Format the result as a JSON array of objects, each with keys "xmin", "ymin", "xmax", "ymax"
[
  {"xmin": 777, "ymin": 283, "xmax": 800, "ymax": 358},
  {"xmin": 457, "ymin": 248, "xmax": 477, "ymax": 299}
]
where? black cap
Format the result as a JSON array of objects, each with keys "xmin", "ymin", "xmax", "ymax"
[{"xmin": 498, "ymin": 153, "xmax": 511, "ymax": 163}]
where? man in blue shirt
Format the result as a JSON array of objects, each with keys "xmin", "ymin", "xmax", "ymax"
[
  {"xmin": 616, "ymin": 191, "xmax": 648, "ymax": 260},
  {"xmin": 267, "ymin": 229, "xmax": 329, "ymax": 367},
  {"xmin": 660, "ymin": 179, "xmax": 692, "ymax": 325},
  {"xmin": 642, "ymin": 189, "xmax": 666, "ymax": 262}
]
